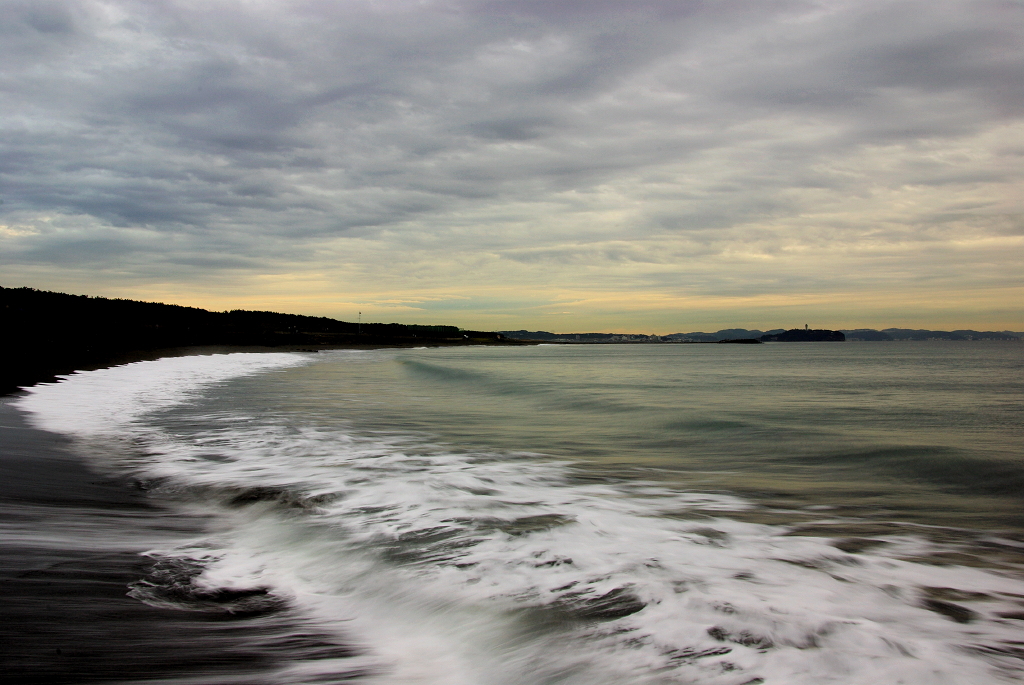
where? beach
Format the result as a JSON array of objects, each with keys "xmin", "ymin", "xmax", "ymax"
[{"xmin": 0, "ymin": 388, "xmax": 354, "ymax": 685}]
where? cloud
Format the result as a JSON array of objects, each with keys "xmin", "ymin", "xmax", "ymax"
[{"xmin": 0, "ymin": 0, "xmax": 1021, "ymax": 329}]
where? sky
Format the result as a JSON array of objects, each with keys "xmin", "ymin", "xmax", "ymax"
[{"xmin": 1, "ymin": 0, "xmax": 1022, "ymax": 333}]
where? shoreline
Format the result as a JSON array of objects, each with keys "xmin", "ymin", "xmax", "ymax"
[
  {"xmin": 1, "ymin": 285, "xmax": 527, "ymax": 396},
  {"xmin": 2, "ymin": 339, "xmax": 531, "ymax": 397},
  {"xmin": 0, "ymin": 391, "xmax": 356, "ymax": 684}
]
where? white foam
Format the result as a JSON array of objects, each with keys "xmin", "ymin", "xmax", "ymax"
[
  {"xmin": 134, "ymin": 420, "xmax": 1024, "ymax": 685},
  {"xmin": 17, "ymin": 354, "xmax": 1024, "ymax": 684},
  {"xmin": 16, "ymin": 352, "xmax": 308, "ymax": 435}
]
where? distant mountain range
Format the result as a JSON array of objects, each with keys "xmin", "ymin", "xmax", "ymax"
[{"xmin": 500, "ymin": 328, "xmax": 1023, "ymax": 342}]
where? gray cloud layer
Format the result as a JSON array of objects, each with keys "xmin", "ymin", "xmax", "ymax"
[{"xmin": 1, "ymin": 0, "xmax": 1021, "ymax": 328}]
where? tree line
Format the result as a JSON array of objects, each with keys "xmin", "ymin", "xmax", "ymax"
[{"xmin": 1, "ymin": 287, "xmax": 505, "ymax": 394}]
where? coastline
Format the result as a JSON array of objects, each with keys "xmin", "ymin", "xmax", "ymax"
[
  {"xmin": 4, "ymin": 342, "xmax": 1023, "ymax": 683},
  {"xmin": 0, "ymin": 361, "xmax": 360, "ymax": 683},
  {"xmin": 0, "ymin": 399, "xmax": 251, "ymax": 683},
  {"xmin": 2, "ymin": 339, "xmax": 529, "ymax": 398},
  {"xmin": 1, "ymin": 285, "xmax": 529, "ymax": 397}
]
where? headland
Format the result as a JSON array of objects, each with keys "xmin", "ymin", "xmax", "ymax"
[{"xmin": 1, "ymin": 286, "xmax": 519, "ymax": 395}]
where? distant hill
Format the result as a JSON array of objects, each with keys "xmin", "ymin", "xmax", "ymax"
[
  {"xmin": 499, "ymin": 328, "xmax": 786, "ymax": 342},
  {"xmin": 879, "ymin": 328, "xmax": 1020, "ymax": 341},
  {"xmin": 502, "ymin": 328, "xmax": 795, "ymax": 342},
  {"xmin": 502, "ymin": 327, "xmax": 1021, "ymax": 343},
  {"xmin": 840, "ymin": 328, "xmax": 1022, "ymax": 341},
  {"xmin": 664, "ymin": 329, "xmax": 784, "ymax": 342},
  {"xmin": 841, "ymin": 329, "xmax": 895, "ymax": 341},
  {"xmin": 500, "ymin": 330, "xmax": 662, "ymax": 342},
  {"xmin": 1, "ymin": 286, "xmax": 506, "ymax": 394}
]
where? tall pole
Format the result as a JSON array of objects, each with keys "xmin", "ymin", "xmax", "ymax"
[{"xmin": 358, "ymin": 311, "xmax": 361, "ymax": 335}]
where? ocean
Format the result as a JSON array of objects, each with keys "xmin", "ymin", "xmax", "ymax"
[{"xmin": 3, "ymin": 342, "xmax": 1023, "ymax": 684}]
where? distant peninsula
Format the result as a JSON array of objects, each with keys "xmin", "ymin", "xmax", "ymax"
[{"xmin": 0, "ymin": 287, "xmax": 512, "ymax": 395}]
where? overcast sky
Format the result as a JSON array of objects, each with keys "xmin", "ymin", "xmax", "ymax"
[{"xmin": 2, "ymin": 0, "xmax": 1021, "ymax": 331}]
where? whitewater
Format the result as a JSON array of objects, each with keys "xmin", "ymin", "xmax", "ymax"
[{"xmin": 12, "ymin": 344, "xmax": 1024, "ymax": 684}]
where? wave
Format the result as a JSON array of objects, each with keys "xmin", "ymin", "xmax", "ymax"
[
  {"xmin": 16, "ymin": 352, "xmax": 309, "ymax": 435},
  {"xmin": 400, "ymin": 358, "xmax": 650, "ymax": 415},
  {"xmin": 16, "ymin": 353, "xmax": 1024, "ymax": 685},
  {"xmin": 803, "ymin": 447, "xmax": 1024, "ymax": 498}
]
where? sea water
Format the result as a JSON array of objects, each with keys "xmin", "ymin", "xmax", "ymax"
[{"xmin": 15, "ymin": 342, "xmax": 1024, "ymax": 684}]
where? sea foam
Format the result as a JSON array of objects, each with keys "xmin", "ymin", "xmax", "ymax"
[
  {"xmin": 16, "ymin": 351, "xmax": 1024, "ymax": 685},
  {"xmin": 16, "ymin": 352, "xmax": 308, "ymax": 435}
]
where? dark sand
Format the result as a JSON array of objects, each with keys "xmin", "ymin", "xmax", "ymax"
[
  {"xmin": 0, "ymin": 397, "xmax": 354, "ymax": 685},
  {"xmin": 0, "ymin": 344, "xmax": 521, "ymax": 682}
]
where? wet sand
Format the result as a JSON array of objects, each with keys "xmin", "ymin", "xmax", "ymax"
[{"xmin": 0, "ymin": 398, "xmax": 352, "ymax": 684}]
